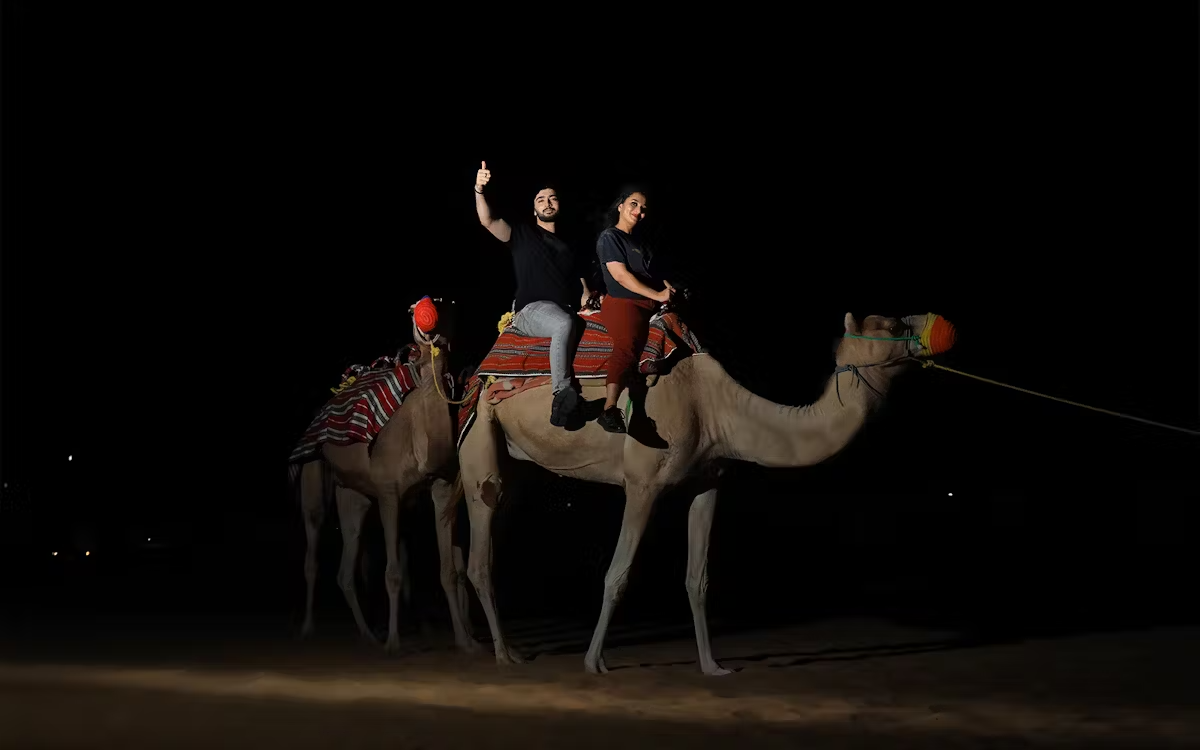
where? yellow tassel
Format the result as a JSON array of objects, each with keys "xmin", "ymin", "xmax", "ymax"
[{"xmin": 497, "ymin": 311, "xmax": 514, "ymax": 333}]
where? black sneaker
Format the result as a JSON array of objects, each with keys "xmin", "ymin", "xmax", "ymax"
[
  {"xmin": 596, "ymin": 406, "xmax": 626, "ymax": 433},
  {"xmin": 550, "ymin": 387, "xmax": 580, "ymax": 427}
]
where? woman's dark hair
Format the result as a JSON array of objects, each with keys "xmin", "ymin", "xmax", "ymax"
[
  {"xmin": 591, "ymin": 184, "xmax": 653, "ymax": 252},
  {"xmin": 603, "ymin": 184, "xmax": 651, "ymax": 230}
]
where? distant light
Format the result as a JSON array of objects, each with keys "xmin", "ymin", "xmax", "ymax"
[
  {"xmin": 52, "ymin": 551, "xmax": 58, "ymax": 556},
  {"xmin": 68, "ymin": 455, "xmax": 73, "ymax": 462},
  {"xmin": 566, "ymin": 502, "xmax": 572, "ymax": 508},
  {"xmin": 85, "ymin": 551, "xmax": 90, "ymax": 556},
  {"xmin": 2, "ymin": 482, "xmax": 6, "ymax": 488},
  {"xmin": 948, "ymin": 492, "xmax": 954, "ymax": 497},
  {"xmin": 147, "ymin": 537, "xmax": 152, "ymax": 542}
]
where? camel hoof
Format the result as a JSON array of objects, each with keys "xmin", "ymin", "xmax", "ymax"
[
  {"xmin": 299, "ymin": 621, "xmax": 315, "ymax": 639},
  {"xmin": 384, "ymin": 635, "xmax": 402, "ymax": 655},
  {"xmin": 584, "ymin": 655, "xmax": 609, "ymax": 674},
  {"xmin": 495, "ymin": 646, "xmax": 526, "ymax": 666},
  {"xmin": 457, "ymin": 638, "xmax": 484, "ymax": 656},
  {"xmin": 704, "ymin": 665, "xmax": 734, "ymax": 676}
]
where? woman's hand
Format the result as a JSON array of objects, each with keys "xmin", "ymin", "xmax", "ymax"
[{"xmin": 581, "ymin": 290, "xmax": 603, "ymax": 310}]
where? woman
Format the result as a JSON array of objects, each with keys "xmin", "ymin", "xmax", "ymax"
[{"xmin": 594, "ymin": 187, "xmax": 674, "ymax": 433}]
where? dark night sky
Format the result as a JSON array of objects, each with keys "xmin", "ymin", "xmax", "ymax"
[{"xmin": 2, "ymin": 5, "xmax": 1197, "ymax": 538}]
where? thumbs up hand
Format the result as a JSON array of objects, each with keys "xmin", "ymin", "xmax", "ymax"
[{"xmin": 475, "ymin": 160, "xmax": 491, "ymax": 193}]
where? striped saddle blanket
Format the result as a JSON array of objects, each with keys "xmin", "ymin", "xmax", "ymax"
[
  {"xmin": 456, "ymin": 309, "xmax": 703, "ymax": 447},
  {"xmin": 289, "ymin": 347, "xmax": 428, "ymax": 465}
]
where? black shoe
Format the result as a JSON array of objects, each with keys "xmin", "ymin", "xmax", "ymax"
[
  {"xmin": 596, "ymin": 406, "xmax": 627, "ymax": 433},
  {"xmin": 550, "ymin": 387, "xmax": 580, "ymax": 427}
]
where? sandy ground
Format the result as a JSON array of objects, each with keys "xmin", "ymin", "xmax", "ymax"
[{"xmin": 0, "ymin": 618, "xmax": 1197, "ymax": 749}]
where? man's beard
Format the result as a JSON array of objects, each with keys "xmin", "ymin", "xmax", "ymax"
[{"xmin": 535, "ymin": 209, "xmax": 558, "ymax": 222}]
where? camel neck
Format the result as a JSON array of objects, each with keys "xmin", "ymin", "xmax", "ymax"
[{"xmin": 709, "ymin": 359, "xmax": 893, "ymax": 467}]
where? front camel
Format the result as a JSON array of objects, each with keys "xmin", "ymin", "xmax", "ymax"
[{"xmin": 455, "ymin": 310, "xmax": 956, "ymax": 674}]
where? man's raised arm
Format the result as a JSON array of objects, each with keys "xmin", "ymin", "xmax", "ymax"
[{"xmin": 474, "ymin": 160, "xmax": 511, "ymax": 243}]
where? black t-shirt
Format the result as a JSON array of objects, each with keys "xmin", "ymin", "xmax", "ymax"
[
  {"xmin": 596, "ymin": 226, "xmax": 661, "ymax": 300},
  {"xmin": 507, "ymin": 222, "xmax": 585, "ymax": 312}
]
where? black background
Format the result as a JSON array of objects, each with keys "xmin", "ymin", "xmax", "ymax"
[{"xmin": 2, "ymin": 5, "xmax": 1196, "ymax": 640}]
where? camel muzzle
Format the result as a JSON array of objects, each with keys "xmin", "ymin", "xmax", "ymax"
[{"xmin": 918, "ymin": 314, "xmax": 956, "ymax": 357}]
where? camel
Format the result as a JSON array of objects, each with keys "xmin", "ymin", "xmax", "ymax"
[
  {"xmin": 456, "ymin": 311, "xmax": 956, "ymax": 674},
  {"xmin": 294, "ymin": 301, "xmax": 479, "ymax": 654}
]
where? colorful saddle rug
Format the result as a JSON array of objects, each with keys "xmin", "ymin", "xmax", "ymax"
[
  {"xmin": 289, "ymin": 346, "xmax": 427, "ymax": 464},
  {"xmin": 456, "ymin": 309, "xmax": 703, "ymax": 448}
]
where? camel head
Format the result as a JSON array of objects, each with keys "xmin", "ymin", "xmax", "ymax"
[
  {"xmin": 837, "ymin": 312, "xmax": 956, "ymax": 371},
  {"xmin": 408, "ymin": 296, "xmax": 457, "ymax": 352}
]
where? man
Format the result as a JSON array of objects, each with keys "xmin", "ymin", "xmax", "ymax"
[{"xmin": 475, "ymin": 160, "xmax": 598, "ymax": 427}]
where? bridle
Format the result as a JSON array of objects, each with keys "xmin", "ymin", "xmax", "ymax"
[
  {"xmin": 833, "ymin": 316, "xmax": 939, "ymax": 406},
  {"xmin": 412, "ymin": 317, "xmax": 470, "ymax": 406}
]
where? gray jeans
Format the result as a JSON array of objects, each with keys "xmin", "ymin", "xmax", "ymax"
[{"xmin": 512, "ymin": 301, "xmax": 579, "ymax": 394}]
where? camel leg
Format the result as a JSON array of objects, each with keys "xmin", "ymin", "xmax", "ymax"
[
  {"xmin": 334, "ymin": 486, "xmax": 378, "ymax": 645},
  {"xmin": 377, "ymin": 477, "xmax": 417, "ymax": 655},
  {"xmin": 584, "ymin": 484, "xmax": 659, "ymax": 674},
  {"xmin": 453, "ymin": 544, "xmax": 472, "ymax": 638},
  {"xmin": 686, "ymin": 488, "xmax": 731, "ymax": 676},
  {"xmin": 398, "ymin": 536, "xmax": 412, "ymax": 616},
  {"xmin": 299, "ymin": 461, "xmax": 326, "ymax": 638},
  {"xmin": 465, "ymin": 491, "xmax": 524, "ymax": 665},
  {"xmin": 461, "ymin": 420, "xmax": 523, "ymax": 666},
  {"xmin": 431, "ymin": 477, "xmax": 480, "ymax": 653}
]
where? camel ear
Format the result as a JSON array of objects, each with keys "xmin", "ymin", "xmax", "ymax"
[{"xmin": 844, "ymin": 312, "xmax": 859, "ymax": 334}]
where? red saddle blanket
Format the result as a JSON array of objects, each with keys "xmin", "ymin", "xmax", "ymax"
[
  {"xmin": 456, "ymin": 309, "xmax": 702, "ymax": 447},
  {"xmin": 289, "ymin": 349, "xmax": 424, "ymax": 464}
]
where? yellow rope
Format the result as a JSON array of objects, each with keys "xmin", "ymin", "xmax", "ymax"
[
  {"xmin": 924, "ymin": 362, "xmax": 1200, "ymax": 437},
  {"xmin": 429, "ymin": 345, "xmax": 471, "ymax": 405}
]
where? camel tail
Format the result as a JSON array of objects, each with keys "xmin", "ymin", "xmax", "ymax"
[
  {"xmin": 440, "ymin": 471, "xmax": 465, "ymax": 525},
  {"xmin": 287, "ymin": 462, "xmax": 301, "ymax": 490},
  {"xmin": 291, "ymin": 458, "xmax": 336, "ymax": 508}
]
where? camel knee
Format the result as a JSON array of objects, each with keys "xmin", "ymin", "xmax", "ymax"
[
  {"xmin": 304, "ymin": 555, "xmax": 318, "ymax": 581},
  {"xmin": 603, "ymin": 568, "xmax": 632, "ymax": 602},
  {"xmin": 303, "ymin": 507, "xmax": 324, "ymax": 535},
  {"xmin": 467, "ymin": 560, "xmax": 485, "ymax": 589},
  {"xmin": 467, "ymin": 558, "xmax": 490, "ymax": 593},
  {"xmin": 685, "ymin": 572, "xmax": 709, "ymax": 604},
  {"xmin": 337, "ymin": 564, "xmax": 356, "ymax": 594},
  {"xmin": 438, "ymin": 561, "xmax": 459, "ymax": 594},
  {"xmin": 384, "ymin": 562, "xmax": 403, "ymax": 595}
]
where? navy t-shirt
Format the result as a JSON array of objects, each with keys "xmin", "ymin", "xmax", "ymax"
[
  {"xmin": 596, "ymin": 227, "xmax": 662, "ymax": 300},
  {"xmin": 507, "ymin": 222, "xmax": 585, "ymax": 313}
]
